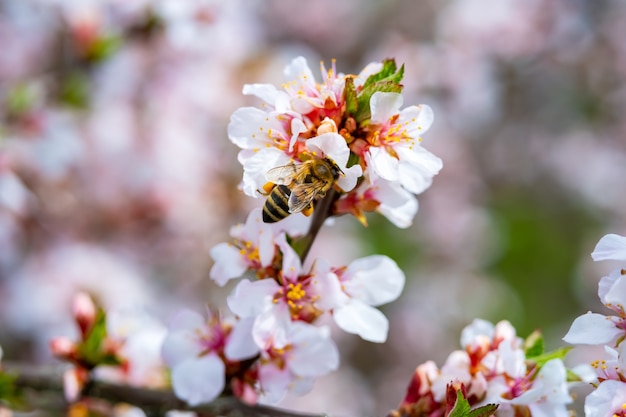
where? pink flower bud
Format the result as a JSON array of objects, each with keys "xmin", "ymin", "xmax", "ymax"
[
  {"xmin": 63, "ymin": 367, "xmax": 88, "ymax": 402},
  {"xmin": 50, "ymin": 337, "xmax": 77, "ymax": 359},
  {"xmin": 72, "ymin": 292, "xmax": 97, "ymax": 338}
]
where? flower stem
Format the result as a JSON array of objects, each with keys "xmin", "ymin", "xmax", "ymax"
[{"xmin": 295, "ymin": 188, "xmax": 339, "ymax": 263}]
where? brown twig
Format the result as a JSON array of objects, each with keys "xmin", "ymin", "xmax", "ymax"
[
  {"xmin": 298, "ymin": 188, "xmax": 340, "ymax": 263},
  {"xmin": 3, "ymin": 362, "xmax": 328, "ymax": 417}
]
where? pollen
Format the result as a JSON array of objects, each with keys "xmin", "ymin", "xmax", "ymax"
[{"xmin": 287, "ymin": 283, "xmax": 306, "ymax": 301}]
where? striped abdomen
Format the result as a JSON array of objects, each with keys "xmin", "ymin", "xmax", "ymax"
[{"xmin": 262, "ymin": 185, "xmax": 291, "ymax": 223}]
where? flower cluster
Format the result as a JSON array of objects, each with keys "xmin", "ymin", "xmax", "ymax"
[
  {"xmin": 228, "ymin": 56, "xmax": 442, "ymax": 228},
  {"xmin": 391, "ymin": 319, "xmax": 571, "ymax": 417},
  {"xmin": 49, "ymin": 293, "xmax": 168, "ymax": 402},
  {"xmin": 563, "ymin": 233, "xmax": 626, "ymax": 416},
  {"xmin": 163, "ymin": 207, "xmax": 405, "ymax": 405}
]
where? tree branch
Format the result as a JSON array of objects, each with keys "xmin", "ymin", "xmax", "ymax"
[{"xmin": 3, "ymin": 362, "xmax": 328, "ymax": 417}]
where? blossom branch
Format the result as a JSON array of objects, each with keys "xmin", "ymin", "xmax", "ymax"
[
  {"xmin": 295, "ymin": 188, "xmax": 340, "ymax": 262},
  {"xmin": 4, "ymin": 361, "xmax": 327, "ymax": 417}
]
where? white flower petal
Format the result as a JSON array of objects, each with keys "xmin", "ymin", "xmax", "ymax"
[
  {"xmin": 306, "ymin": 133, "xmax": 350, "ymax": 167},
  {"xmin": 228, "ymin": 107, "xmax": 269, "ymax": 149},
  {"xmin": 562, "ymin": 313, "xmax": 623, "ymax": 345},
  {"xmin": 289, "ymin": 324, "xmax": 339, "ymax": 377},
  {"xmin": 258, "ymin": 363, "xmax": 291, "ymax": 405},
  {"xmin": 241, "ymin": 148, "xmax": 291, "ymax": 197},
  {"xmin": 375, "ymin": 181, "xmax": 418, "ymax": 228},
  {"xmin": 368, "ymin": 147, "xmax": 399, "ymax": 181},
  {"xmin": 225, "ymin": 317, "xmax": 259, "ymax": 361},
  {"xmin": 289, "ymin": 118, "xmax": 307, "ymax": 152},
  {"xmin": 370, "ymin": 92, "xmax": 403, "ymax": 124},
  {"xmin": 242, "ymin": 84, "xmax": 290, "ymax": 111},
  {"xmin": 397, "ymin": 104, "xmax": 435, "ymax": 137},
  {"xmin": 209, "ymin": 243, "xmax": 248, "ymax": 286},
  {"xmin": 591, "ymin": 234, "xmax": 626, "ymax": 261},
  {"xmin": 336, "ymin": 164, "xmax": 362, "ymax": 192},
  {"xmin": 161, "ymin": 332, "xmax": 199, "ymax": 368},
  {"xmin": 584, "ymin": 380, "xmax": 626, "ymax": 416},
  {"xmin": 604, "ymin": 274, "xmax": 626, "ymax": 313},
  {"xmin": 343, "ymin": 255, "xmax": 405, "ymax": 306},
  {"xmin": 227, "ymin": 279, "xmax": 278, "ymax": 318},
  {"xmin": 171, "ymin": 355, "xmax": 225, "ymax": 406},
  {"xmin": 333, "ymin": 300, "xmax": 389, "ymax": 343},
  {"xmin": 460, "ymin": 319, "xmax": 495, "ymax": 348},
  {"xmin": 598, "ymin": 271, "xmax": 621, "ymax": 303},
  {"xmin": 397, "ymin": 146, "xmax": 443, "ymax": 194}
]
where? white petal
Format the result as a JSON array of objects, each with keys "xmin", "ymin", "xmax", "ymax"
[
  {"xmin": 209, "ymin": 243, "xmax": 248, "ymax": 286},
  {"xmin": 604, "ymin": 274, "xmax": 626, "ymax": 313},
  {"xmin": 228, "ymin": 107, "xmax": 269, "ymax": 149},
  {"xmin": 289, "ymin": 118, "xmax": 307, "ymax": 152},
  {"xmin": 370, "ymin": 92, "xmax": 403, "ymax": 124},
  {"xmin": 168, "ymin": 309, "xmax": 205, "ymax": 332},
  {"xmin": 584, "ymin": 380, "xmax": 626, "ymax": 416},
  {"xmin": 460, "ymin": 319, "xmax": 495, "ymax": 348},
  {"xmin": 241, "ymin": 148, "xmax": 291, "ymax": 197},
  {"xmin": 258, "ymin": 363, "xmax": 290, "ymax": 404},
  {"xmin": 591, "ymin": 234, "xmax": 626, "ymax": 261},
  {"xmin": 284, "ymin": 56, "xmax": 315, "ymax": 89},
  {"xmin": 171, "ymin": 355, "xmax": 225, "ymax": 406},
  {"xmin": 306, "ymin": 133, "xmax": 350, "ymax": 167},
  {"xmin": 343, "ymin": 255, "xmax": 405, "ymax": 306},
  {"xmin": 335, "ymin": 164, "xmax": 362, "ymax": 192},
  {"xmin": 397, "ymin": 104, "xmax": 435, "ymax": 137},
  {"xmin": 368, "ymin": 147, "xmax": 399, "ymax": 181},
  {"xmin": 161, "ymin": 329, "xmax": 199, "ymax": 368},
  {"xmin": 243, "ymin": 84, "xmax": 286, "ymax": 106},
  {"xmin": 311, "ymin": 270, "xmax": 348, "ymax": 310},
  {"xmin": 376, "ymin": 182, "xmax": 418, "ymax": 228},
  {"xmin": 275, "ymin": 233, "xmax": 302, "ymax": 281},
  {"xmin": 227, "ymin": 279, "xmax": 278, "ymax": 318},
  {"xmin": 598, "ymin": 271, "xmax": 621, "ymax": 302},
  {"xmin": 562, "ymin": 313, "xmax": 623, "ymax": 345},
  {"xmin": 253, "ymin": 304, "xmax": 292, "ymax": 349},
  {"xmin": 397, "ymin": 146, "xmax": 443, "ymax": 194},
  {"xmin": 333, "ymin": 300, "xmax": 389, "ymax": 343},
  {"xmin": 289, "ymin": 324, "xmax": 339, "ymax": 377},
  {"xmin": 225, "ymin": 317, "xmax": 259, "ymax": 361}
]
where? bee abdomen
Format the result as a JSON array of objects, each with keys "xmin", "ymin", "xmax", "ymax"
[{"xmin": 263, "ymin": 185, "xmax": 291, "ymax": 223}]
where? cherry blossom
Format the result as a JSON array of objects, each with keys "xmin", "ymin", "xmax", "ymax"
[
  {"xmin": 563, "ymin": 234, "xmax": 626, "ymax": 347},
  {"xmin": 358, "ymin": 92, "xmax": 442, "ymax": 195},
  {"xmin": 160, "ymin": 309, "xmax": 258, "ymax": 406},
  {"xmin": 584, "ymin": 380, "xmax": 626, "ymax": 417},
  {"xmin": 256, "ymin": 321, "xmax": 339, "ymax": 404}
]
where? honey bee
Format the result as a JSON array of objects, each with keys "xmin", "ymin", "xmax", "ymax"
[{"xmin": 262, "ymin": 158, "xmax": 343, "ymax": 223}]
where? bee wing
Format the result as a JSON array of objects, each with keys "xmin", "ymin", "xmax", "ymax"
[
  {"xmin": 265, "ymin": 163, "xmax": 300, "ymax": 185},
  {"xmin": 288, "ymin": 182, "xmax": 326, "ymax": 213}
]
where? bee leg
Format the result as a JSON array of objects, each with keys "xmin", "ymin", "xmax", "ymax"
[
  {"xmin": 259, "ymin": 182, "xmax": 276, "ymax": 196},
  {"xmin": 302, "ymin": 204, "xmax": 314, "ymax": 217}
]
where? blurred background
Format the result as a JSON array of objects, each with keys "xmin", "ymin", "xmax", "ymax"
[{"xmin": 1, "ymin": 0, "xmax": 625, "ymax": 415}]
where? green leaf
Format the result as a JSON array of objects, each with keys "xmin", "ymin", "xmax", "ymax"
[
  {"xmin": 344, "ymin": 77, "xmax": 358, "ymax": 116},
  {"xmin": 468, "ymin": 404, "xmax": 499, "ymax": 417},
  {"xmin": 447, "ymin": 390, "xmax": 471, "ymax": 417},
  {"xmin": 528, "ymin": 347, "xmax": 571, "ymax": 368},
  {"xmin": 523, "ymin": 330, "xmax": 544, "ymax": 358},
  {"xmin": 361, "ymin": 59, "xmax": 399, "ymax": 89},
  {"xmin": 0, "ymin": 372, "xmax": 24, "ymax": 409},
  {"xmin": 60, "ymin": 72, "xmax": 89, "ymax": 109},
  {"xmin": 6, "ymin": 84, "xmax": 33, "ymax": 116},
  {"xmin": 566, "ymin": 368, "xmax": 583, "ymax": 383},
  {"xmin": 86, "ymin": 35, "xmax": 122, "ymax": 63},
  {"xmin": 354, "ymin": 80, "xmax": 403, "ymax": 123},
  {"xmin": 78, "ymin": 309, "xmax": 121, "ymax": 367}
]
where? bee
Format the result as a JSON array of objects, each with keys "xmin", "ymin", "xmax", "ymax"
[{"xmin": 262, "ymin": 158, "xmax": 343, "ymax": 223}]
